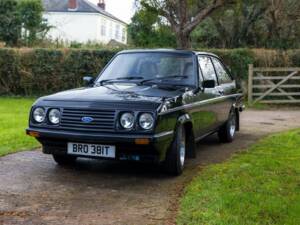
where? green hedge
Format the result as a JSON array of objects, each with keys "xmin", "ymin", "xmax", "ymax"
[
  {"xmin": 0, "ymin": 48, "xmax": 117, "ymax": 95},
  {"xmin": 0, "ymin": 48, "xmax": 299, "ymax": 95}
]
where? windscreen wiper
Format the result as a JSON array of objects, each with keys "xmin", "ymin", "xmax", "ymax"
[
  {"xmin": 140, "ymin": 75, "xmax": 188, "ymax": 85},
  {"xmin": 99, "ymin": 76, "xmax": 144, "ymax": 85}
]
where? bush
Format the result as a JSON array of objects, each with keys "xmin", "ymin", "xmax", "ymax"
[
  {"xmin": 0, "ymin": 48, "xmax": 117, "ymax": 95},
  {"xmin": 210, "ymin": 48, "xmax": 255, "ymax": 81},
  {"xmin": 0, "ymin": 48, "xmax": 299, "ymax": 96}
]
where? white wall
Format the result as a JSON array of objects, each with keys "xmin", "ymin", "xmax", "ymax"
[{"xmin": 43, "ymin": 12, "xmax": 127, "ymax": 44}]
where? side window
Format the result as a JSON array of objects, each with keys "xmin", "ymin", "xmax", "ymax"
[
  {"xmin": 212, "ymin": 58, "xmax": 232, "ymax": 84},
  {"xmin": 101, "ymin": 19, "xmax": 106, "ymax": 36},
  {"xmin": 198, "ymin": 56, "xmax": 218, "ymax": 83}
]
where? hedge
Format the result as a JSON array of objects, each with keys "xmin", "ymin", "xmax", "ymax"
[
  {"xmin": 0, "ymin": 48, "xmax": 117, "ymax": 96},
  {"xmin": 0, "ymin": 48, "xmax": 299, "ymax": 96}
]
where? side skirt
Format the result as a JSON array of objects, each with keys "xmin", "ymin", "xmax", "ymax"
[{"xmin": 194, "ymin": 129, "xmax": 220, "ymax": 143}]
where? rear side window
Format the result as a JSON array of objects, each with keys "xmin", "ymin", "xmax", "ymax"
[
  {"xmin": 211, "ymin": 58, "xmax": 232, "ymax": 84},
  {"xmin": 198, "ymin": 56, "xmax": 218, "ymax": 83}
]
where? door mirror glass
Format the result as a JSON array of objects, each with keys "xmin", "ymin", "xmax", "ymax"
[
  {"xmin": 83, "ymin": 76, "xmax": 94, "ymax": 87},
  {"xmin": 202, "ymin": 80, "xmax": 216, "ymax": 89}
]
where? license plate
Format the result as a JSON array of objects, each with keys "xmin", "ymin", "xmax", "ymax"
[{"xmin": 67, "ymin": 142, "xmax": 116, "ymax": 158}]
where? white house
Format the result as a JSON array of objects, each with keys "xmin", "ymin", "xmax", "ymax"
[{"xmin": 42, "ymin": 0, "xmax": 127, "ymax": 44}]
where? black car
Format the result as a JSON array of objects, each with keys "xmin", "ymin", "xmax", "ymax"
[{"xmin": 27, "ymin": 49, "xmax": 244, "ymax": 175}]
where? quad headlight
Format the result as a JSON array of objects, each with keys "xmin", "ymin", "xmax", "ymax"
[
  {"xmin": 33, "ymin": 107, "xmax": 46, "ymax": 123},
  {"xmin": 48, "ymin": 109, "xmax": 61, "ymax": 125},
  {"xmin": 139, "ymin": 113, "xmax": 154, "ymax": 130},
  {"xmin": 120, "ymin": 112, "xmax": 135, "ymax": 129}
]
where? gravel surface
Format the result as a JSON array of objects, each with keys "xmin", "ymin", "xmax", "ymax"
[{"xmin": 1, "ymin": 109, "xmax": 300, "ymax": 225}]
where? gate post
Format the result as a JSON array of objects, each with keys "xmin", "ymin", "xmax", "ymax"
[{"xmin": 248, "ymin": 64, "xmax": 253, "ymax": 105}]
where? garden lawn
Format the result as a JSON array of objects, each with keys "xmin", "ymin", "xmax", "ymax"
[
  {"xmin": 178, "ymin": 129, "xmax": 300, "ymax": 225},
  {"xmin": 0, "ymin": 97, "xmax": 39, "ymax": 156}
]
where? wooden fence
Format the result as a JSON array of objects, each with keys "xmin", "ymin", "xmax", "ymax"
[{"xmin": 248, "ymin": 65, "xmax": 300, "ymax": 105}]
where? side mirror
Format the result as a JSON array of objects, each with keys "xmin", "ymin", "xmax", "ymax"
[
  {"xmin": 202, "ymin": 80, "xmax": 216, "ymax": 89},
  {"xmin": 83, "ymin": 76, "xmax": 94, "ymax": 87}
]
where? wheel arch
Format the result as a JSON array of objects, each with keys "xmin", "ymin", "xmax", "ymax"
[{"xmin": 176, "ymin": 113, "xmax": 196, "ymax": 159}]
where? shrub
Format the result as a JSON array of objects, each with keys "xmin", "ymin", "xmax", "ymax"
[
  {"xmin": 210, "ymin": 48, "xmax": 255, "ymax": 81},
  {"xmin": 0, "ymin": 48, "xmax": 117, "ymax": 95},
  {"xmin": 0, "ymin": 48, "xmax": 298, "ymax": 96}
]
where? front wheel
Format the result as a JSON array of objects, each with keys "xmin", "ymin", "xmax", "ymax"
[
  {"xmin": 164, "ymin": 125, "xmax": 186, "ymax": 176},
  {"xmin": 52, "ymin": 154, "xmax": 77, "ymax": 166},
  {"xmin": 218, "ymin": 110, "xmax": 237, "ymax": 143}
]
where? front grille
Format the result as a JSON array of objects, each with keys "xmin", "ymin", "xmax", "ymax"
[{"xmin": 60, "ymin": 108, "xmax": 116, "ymax": 132}]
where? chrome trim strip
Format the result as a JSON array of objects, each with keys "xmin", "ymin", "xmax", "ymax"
[
  {"xmin": 159, "ymin": 94, "xmax": 242, "ymax": 116},
  {"xmin": 154, "ymin": 131, "xmax": 174, "ymax": 138}
]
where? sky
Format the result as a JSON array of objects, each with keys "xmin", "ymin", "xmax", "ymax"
[{"xmin": 88, "ymin": 0, "xmax": 136, "ymax": 23}]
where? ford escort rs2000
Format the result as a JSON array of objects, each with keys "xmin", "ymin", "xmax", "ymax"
[{"xmin": 27, "ymin": 49, "xmax": 244, "ymax": 175}]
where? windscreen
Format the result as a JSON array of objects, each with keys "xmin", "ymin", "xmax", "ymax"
[{"xmin": 97, "ymin": 52, "xmax": 197, "ymax": 86}]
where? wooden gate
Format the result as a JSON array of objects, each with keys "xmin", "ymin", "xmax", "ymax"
[{"xmin": 248, "ymin": 65, "xmax": 300, "ymax": 105}]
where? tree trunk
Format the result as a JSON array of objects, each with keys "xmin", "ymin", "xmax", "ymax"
[{"xmin": 176, "ymin": 31, "xmax": 191, "ymax": 49}]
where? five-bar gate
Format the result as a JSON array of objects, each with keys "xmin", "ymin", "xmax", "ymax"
[{"xmin": 248, "ymin": 65, "xmax": 300, "ymax": 105}]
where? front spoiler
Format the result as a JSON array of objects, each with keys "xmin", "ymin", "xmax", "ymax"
[
  {"xmin": 26, "ymin": 128, "xmax": 174, "ymax": 162},
  {"xmin": 26, "ymin": 128, "xmax": 174, "ymax": 143}
]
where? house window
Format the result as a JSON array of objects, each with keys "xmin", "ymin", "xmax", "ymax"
[
  {"xmin": 115, "ymin": 24, "xmax": 120, "ymax": 40},
  {"xmin": 109, "ymin": 22, "xmax": 113, "ymax": 38},
  {"xmin": 122, "ymin": 28, "xmax": 126, "ymax": 42},
  {"xmin": 101, "ymin": 19, "xmax": 106, "ymax": 36}
]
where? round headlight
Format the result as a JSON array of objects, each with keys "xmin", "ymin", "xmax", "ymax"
[
  {"xmin": 120, "ymin": 112, "xmax": 135, "ymax": 129},
  {"xmin": 49, "ymin": 109, "xmax": 61, "ymax": 124},
  {"xmin": 139, "ymin": 113, "xmax": 154, "ymax": 130},
  {"xmin": 33, "ymin": 107, "xmax": 45, "ymax": 123}
]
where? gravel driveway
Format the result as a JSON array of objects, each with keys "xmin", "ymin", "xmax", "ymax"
[{"xmin": 1, "ymin": 109, "xmax": 300, "ymax": 225}]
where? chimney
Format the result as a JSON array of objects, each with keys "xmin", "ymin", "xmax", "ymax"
[
  {"xmin": 68, "ymin": 0, "xmax": 77, "ymax": 11},
  {"xmin": 97, "ymin": 0, "xmax": 106, "ymax": 11}
]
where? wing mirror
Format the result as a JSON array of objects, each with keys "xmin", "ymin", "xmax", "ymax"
[
  {"xmin": 83, "ymin": 76, "xmax": 95, "ymax": 87},
  {"xmin": 202, "ymin": 80, "xmax": 216, "ymax": 89}
]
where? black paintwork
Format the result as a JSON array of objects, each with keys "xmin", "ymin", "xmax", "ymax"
[{"xmin": 27, "ymin": 49, "xmax": 244, "ymax": 163}]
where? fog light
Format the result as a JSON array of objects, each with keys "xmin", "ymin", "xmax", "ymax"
[
  {"xmin": 135, "ymin": 138, "xmax": 150, "ymax": 145},
  {"xmin": 27, "ymin": 131, "xmax": 40, "ymax": 138}
]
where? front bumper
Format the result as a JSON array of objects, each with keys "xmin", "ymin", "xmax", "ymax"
[{"xmin": 26, "ymin": 128, "xmax": 174, "ymax": 162}]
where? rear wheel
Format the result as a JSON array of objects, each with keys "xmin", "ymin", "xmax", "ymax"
[
  {"xmin": 164, "ymin": 125, "xmax": 186, "ymax": 176},
  {"xmin": 52, "ymin": 154, "xmax": 77, "ymax": 166},
  {"xmin": 218, "ymin": 110, "xmax": 237, "ymax": 143}
]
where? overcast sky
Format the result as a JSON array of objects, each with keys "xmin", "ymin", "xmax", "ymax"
[{"xmin": 88, "ymin": 0, "xmax": 136, "ymax": 23}]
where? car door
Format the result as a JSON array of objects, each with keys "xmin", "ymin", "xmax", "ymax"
[
  {"xmin": 192, "ymin": 55, "xmax": 224, "ymax": 136},
  {"xmin": 211, "ymin": 57, "xmax": 236, "ymax": 123}
]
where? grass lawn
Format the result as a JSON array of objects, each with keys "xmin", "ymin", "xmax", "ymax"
[
  {"xmin": 178, "ymin": 129, "xmax": 300, "ymax": 225},
  {"xmin": 0, "ymin": 97, "xmax": 39, "ymax": 156}
]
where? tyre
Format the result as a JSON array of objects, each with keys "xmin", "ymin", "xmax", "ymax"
[
  {"xmin": 52, "ymin": 154, "xmax": 77, "ymax": 166},
  {"xmin": 218, "ymin": 109, "xmax": 237, "ymax": 143},
  {"xmin": 164, "ymin": 124, "xmax": 186, "ymax": 176}
]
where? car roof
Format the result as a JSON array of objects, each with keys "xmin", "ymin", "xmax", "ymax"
[{"xmin": 119, "ymin": 49, "xmax": 220, "ymax": 58}]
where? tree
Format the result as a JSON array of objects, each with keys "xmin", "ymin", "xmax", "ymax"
[
  {"xmin": 0, "ymin": 0, "xmax": 21, "ymax": 46},
  {"xmin": 0, "ymin": 0, "xmax": 49, "ymax": 47},
  {"xmin": 128, "ymin": 6, "xmax": 176, "ymax": 47},
  {"xmin": 191, "ymin": 0, "xmax": 300, "ymax": 49},
  {"xmin": 140, "ymin": 0, "xmax": 229, "ymax": 48},
  {"xmin": 211, "ymin": 0, "xmax": 269, "ymax": 48},
  {"xmin": 18, "ymin": 0, "xmax": 50, "ymax": 46},
  {"xmin": 263, "ymin": 0, "xmax": 300, "ymax": 48}
]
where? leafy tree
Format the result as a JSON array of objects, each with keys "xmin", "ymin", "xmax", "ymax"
[
  {"xmin": 262, "ymin": 0, "xmax": 300, "ymax": 48},
  {"xmin": 18, "ymin": 0, "xmax": 50, "ymax": 46},
  {"xmin": 0, "ymin": 0, "xmax": 21, "ymax": 46},
  {"xmin": 211, "ymin": 0, "xmax": 268, "ymax": 48},
  {"xmin": 128, "ymin": 7, "xmax": 176, "ymax": 47},
  {"xmin": 0, "ymin": 0, "xmax": 49, "ymax": 46},
  {"xmin": 191, "ymin": 0, "xmax": 300, "ymax": 49},
  {"xmin": 140, "ymin": 0, "xmax": 230, "ymax": 49}
]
